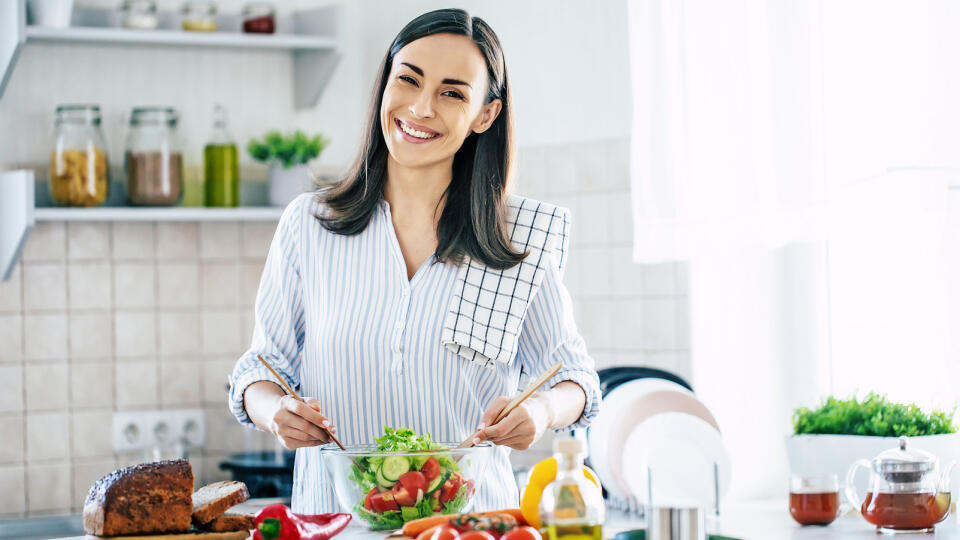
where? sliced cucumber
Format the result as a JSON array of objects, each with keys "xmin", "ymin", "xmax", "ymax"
[
  {"xmin": 381, "ymin": 455, "xmax": 411, "ymax": 482},
  {"xmin": 427, "ymin": 471, "xmax": 450, "ymax": 495},
  {"xmin": 426, "ymin": 474, "xmax": 444, "ymax": 494},
  {"xmin": 375, "ymin": 466, "xmax": 394, "ymax": 489}
]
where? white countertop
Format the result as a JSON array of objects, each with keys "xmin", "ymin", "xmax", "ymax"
[{"xmin": 50, "ymin": 499, "xmax": 960, "ymax": 540}]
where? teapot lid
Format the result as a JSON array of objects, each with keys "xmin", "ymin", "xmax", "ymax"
[{"xmin": 874, "ymin": 436, "xmax": 936, "ymax": 474}]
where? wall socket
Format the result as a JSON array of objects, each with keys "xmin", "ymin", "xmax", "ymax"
[{"xmin": 113, "ymin": 409, "xmax": 206, "ymax": 453}]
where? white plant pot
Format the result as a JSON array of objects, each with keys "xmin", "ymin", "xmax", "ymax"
[
  {"xmin": 268, "ymin": 163, "xmax": 314, "ymax": 207},
  {"xmin": 28, "ymin": 0, "xmax": 74, "ymax": 28},
  {"xmin": 786, "ymin": 433, "xmax": 960, "ymax": 502}
]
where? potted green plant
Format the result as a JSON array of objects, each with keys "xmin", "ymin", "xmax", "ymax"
[
  {"xmin": 248, "ymin": 130, "xmax": 329, "ymax": 207},
  {"xmin": 787, "ymin": 393, "xmax": 959, "ymax": 497}
]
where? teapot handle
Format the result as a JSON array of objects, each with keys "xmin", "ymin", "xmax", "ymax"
[{"xmin": 845, "ymin": 458, "xmax": 871, "ymax": 511}]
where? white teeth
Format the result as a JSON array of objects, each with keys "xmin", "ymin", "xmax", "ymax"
[{"xmin": 399, "ymin": 120, "xmax": 437, "ymax": 140}]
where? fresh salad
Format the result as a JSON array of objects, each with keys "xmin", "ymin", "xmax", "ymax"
[{"xmin": 349, "ymin": 427, "xmax": 475, "ymax": 530}]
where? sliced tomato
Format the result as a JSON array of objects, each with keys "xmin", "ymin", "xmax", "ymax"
[
  {"xmin": 399, "ymin": 471, "xmax": 429, "ymax": 494},
  {"xmin": 438, "ymin": 475, "xmax": 463, "ymax": 504},
  {"xmin": 431, "ymin": 525, "xmax": 461, "ymax": 540},
  {"xmin": 420, "ymin": 457, "xmax": 441, "ymax": 480},
  {"xmin": 394, "ymin": 486, "xmax": 416, "ymax": 507},
  {"xmin": 364, "ymin": 487, "xmax": 377, "ymax": 510},
  {"xmin": 370, "ymin": 491, "xmax": 399, "ymax": 513},
  {"xmin": 501, "ymin": 527, "xmax": 542, "ymax": 540}
]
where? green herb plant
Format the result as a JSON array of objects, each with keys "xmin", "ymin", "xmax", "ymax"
[
  {"xmin": 792, "ymin": 393, "xmax": 956, "ymax": 437},
  {"xmin": 247, "ymin": 130, "xmax": 329, "ymax": 169}
]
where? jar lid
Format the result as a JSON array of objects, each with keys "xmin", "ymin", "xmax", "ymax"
[
  {"xmin": 131, "ymin": 106, "xmax": 178, "ymax": 126},
  {"xmin": 55, "ymin": 104, "xmax": 102, "ymax": 124},
  {"xmin": 873, "ymin": 436, "xmax": 936, "ymax": 474},
  {"xmin": 243, "ymin": 1, "xmax": 275, "ymax": 16},
  {"xmin": 121, "ymin": 0, "xmax": 157, "ymax": 10},
  {"xmin": 182, "ymin": 0, "xmax": 216, "ymax": 15}
]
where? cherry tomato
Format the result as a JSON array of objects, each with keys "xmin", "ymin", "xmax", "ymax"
[
  {"xmin": 431, "ymin": 525, "xmax": 461, "ymax": 540},
  {"xmin": 460, "ymin": 532, "xmax": 496, "ymax": 540},
  {"xmin": 501, "ymin": 526, "xmax": 542, "ymax": 540},
  {"xmin": 421, "ymin": 457, "xmax": 441, "ymax": 480},
  {"xmin": 364, "ymin": 487, "xmax": 377, "ymax": 510},
  {"xmin": 399, "ymin": 471, "xmax": 429, "ymax": 494}
]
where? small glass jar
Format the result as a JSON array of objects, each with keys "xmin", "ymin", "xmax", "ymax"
[
  {"xmin": 119, "ymin": 0, "xmax": 158, "ymax": 30},
  {"xmin": 242, "ymin": 2, "xmax": 275, "ymax": 34},
  {"xmin": 49, "ymin": 104, "xmax": 110, "ymax": 207},
  {"xmin": 181, "ymin": 0, "xmax": 217, "ymax": 32},
  {"xmin": 124, "ymin": 107, "xmax": 184, "ymax": 206}
]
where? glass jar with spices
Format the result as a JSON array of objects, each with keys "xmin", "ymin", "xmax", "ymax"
[
  {"xmin": 49, "ymin": 104, "xmax": 110, "ymax": 207},
  {"xmin": 119, "ymin": 0, "xmax": 158, "ymax": 30},
  {"xmin": 181, "ymin": 0, "xmax": 216, "ymax": 32},
  {"xmin": 124, "ymin": 107, "xmax": 184, "ymax": 206},
  {"xmin": 242, "ymin": 2, "xmax": 275, "ymax": 34}
]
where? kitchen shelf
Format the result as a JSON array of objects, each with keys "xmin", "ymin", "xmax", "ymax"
[
  {"xmin": 23, "ymin": 25, "xmax": 337, "ymax": 50},
  {"xmin": 34, "ymin": 206, "xmax": 284, "ymax": 222},
  {"xmin": 0, "ymin": 169, "xmax": 287, "ymax": 281},
  {"xmin": 0, "ymin": 1, "xmax": 342, "ymax": 108}
]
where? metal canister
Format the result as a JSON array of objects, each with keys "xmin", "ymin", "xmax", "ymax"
[{"xmin": 647, "ymin": 507, "xmax": 705, "ymax": 540}]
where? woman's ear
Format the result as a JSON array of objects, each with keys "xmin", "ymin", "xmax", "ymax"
[{"xmin": 472, "ymin": 99, "xmax": 503, "ymax": 134}]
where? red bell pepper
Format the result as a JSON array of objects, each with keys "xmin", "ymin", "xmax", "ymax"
[{"xmin": 254, "ymin": 503, "xmax": 352, "ymax": 540}]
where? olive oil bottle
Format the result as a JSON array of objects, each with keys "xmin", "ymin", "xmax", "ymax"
[
  {"xmin": 204, "ymin": 104, "xmax": 239, "ymax": 207},
  {"xmin": 539, "ymin": 437, "xmax": 605, "ymax": 540}
]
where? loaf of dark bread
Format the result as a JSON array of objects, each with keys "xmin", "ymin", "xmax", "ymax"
[
  {"xmin": 192, "ymin": 481, "xmax": 251, "ymax": 525},
  {"xmin": 199, "ymin": 511, "xmax": 256, "ymax": 532},
  {"xmin": 83, "ymin": 459, "xmax": 193, "ymax": 536}
]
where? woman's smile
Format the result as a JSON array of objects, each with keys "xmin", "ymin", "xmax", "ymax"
[{"xmin": 395, "ymin": 118, "xmax": 442, "ymax": 143}]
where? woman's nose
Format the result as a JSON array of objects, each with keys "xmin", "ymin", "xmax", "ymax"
[{"xmin": 409, "ymin": 91, "xmax": 435, "ymax": 119}]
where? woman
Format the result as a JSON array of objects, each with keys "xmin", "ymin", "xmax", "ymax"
[{"xmin": 229, "ymin": 8, "xmax": 600, "ymax": 514}]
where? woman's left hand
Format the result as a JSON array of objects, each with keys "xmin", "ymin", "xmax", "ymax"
[{"xmin": 475, "ymin": 394, "xmax": 553, "ymax": 450}]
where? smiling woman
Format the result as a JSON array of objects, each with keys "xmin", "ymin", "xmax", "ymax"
[
  {"xmin": 317, "ymin": 10, "xmax": 522, "ymax": 272},
  {"xmin": 229, "ymin": 8, "xmax": 601, "ymax": 518}
]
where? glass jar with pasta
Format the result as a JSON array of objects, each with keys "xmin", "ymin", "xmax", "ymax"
[{"xmin": 49, "ymin": 104, "xmax": 110, "ymax": 207}]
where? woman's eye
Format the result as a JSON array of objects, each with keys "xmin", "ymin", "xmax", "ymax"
[
  {"xmin": 443, "ymin": 90, "xmax": 464, "ymax": 100},
  {"xmin": 399, "ymin": 75, "xmax": 418, "ymax": 86}
]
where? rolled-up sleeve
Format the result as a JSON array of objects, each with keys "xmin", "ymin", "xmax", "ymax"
[
  {"xmin": 229, "ymin": 196, "xmax": 308, "ymax": 429},
  {"xmin": 515, "ymin": 257, "xmax": 601, "ymax": 432}
]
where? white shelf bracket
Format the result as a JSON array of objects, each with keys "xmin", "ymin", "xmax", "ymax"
[{"xmin": 1, "ymin": 170, "xmax": 35, "ymax": 281}]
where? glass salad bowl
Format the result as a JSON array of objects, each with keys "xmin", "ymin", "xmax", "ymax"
[{"xmin": 320, "ymin": 441, "xmax": 495, "ymax": 530}]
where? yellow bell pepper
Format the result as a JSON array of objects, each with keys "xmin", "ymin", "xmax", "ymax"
[{"xmin": 520, "ymin": 457, "xmax": 601, "ymax": 529}]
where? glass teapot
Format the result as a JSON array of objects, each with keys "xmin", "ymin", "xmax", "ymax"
[{"xmin": 845, "ymin": 436, "xmax": 954, "ymax": 534}]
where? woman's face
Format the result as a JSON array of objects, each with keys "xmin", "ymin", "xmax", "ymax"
[{"xmin": 380, "ymin": 33, "xmax": 502, "ymax": 170}]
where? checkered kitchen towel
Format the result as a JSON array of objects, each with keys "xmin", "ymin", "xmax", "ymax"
[{"xmin": 442, "ymin": 195, "xmax": 571, "ymax": 367}]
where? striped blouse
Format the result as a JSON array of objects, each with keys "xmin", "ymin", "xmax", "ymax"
[{"xmin": 228, "ymin": 192, "xmax": 601, "ymax": 514}]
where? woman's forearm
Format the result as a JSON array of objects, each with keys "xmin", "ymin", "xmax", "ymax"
[
  {"xmin": 243, "ymin": 380, "xmax": 286, "ymax": 433},
  {"xmin": 543, "ymin": 380, "xmax": 587, "ymax": 430}
]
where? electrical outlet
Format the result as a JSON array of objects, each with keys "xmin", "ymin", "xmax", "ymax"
[{"xmin": 113, "ymin": 409, "xmax": 206, "ymax": 453}]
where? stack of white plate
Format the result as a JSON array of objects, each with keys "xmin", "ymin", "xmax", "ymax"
[{"xmin": 586, "ymin": 378, "xmax": 731, "ymax": 509}]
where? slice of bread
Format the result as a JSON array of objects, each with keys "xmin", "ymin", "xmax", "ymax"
[
  {"xmin": 199, "ymin": 511, "xmax": 256, "ymax": 532},
  {"xmin": 191, "ymin": 481, "xmax": 250, "ymax": 525}
]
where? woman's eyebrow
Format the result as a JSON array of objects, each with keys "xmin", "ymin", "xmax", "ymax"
[{"xmin": 400, "ymin": 62, "xmax": 472, "ymax": 89}]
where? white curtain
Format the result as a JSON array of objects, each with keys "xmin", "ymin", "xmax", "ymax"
[{"xmin": 629, "ymin": 0, "xmax": 960, "ymax": 500}]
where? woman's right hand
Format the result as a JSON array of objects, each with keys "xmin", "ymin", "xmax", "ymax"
[{"xmin": 269, "ymin": 395, "xmax": 338, "ymax": 450}]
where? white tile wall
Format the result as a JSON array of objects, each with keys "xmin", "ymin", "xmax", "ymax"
[
  {"xmin": 0, "ymin": 415, "xmax": 24, "ymax": 463},
  {"xmin": 23, "ymin": 314, "xmax": 67, "ymax": 360},
  {"xmin": 23, "ymin": 263, "xmax": 67, "ymax": 311},
  {"xmin": 0, "ymin": 466, "xmax": 26, "ymax": 516},
  {"xmin": 0, "ymin": 314, "xmax": 23, "ymax": 363},
  {"xmin": 25, "ymin": 412, "xmax": 70, "ymax": 462},
  {"xmin": 25, "ymin": 363, "xmax": 68, "ymax": 411},
  {"xmin": 26, "ymin": 463, "xmax": 71, "ymax": 513}
]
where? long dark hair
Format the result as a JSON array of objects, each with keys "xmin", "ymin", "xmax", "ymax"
[{"xmin": 316, "ymin": 8, "xmax": 526, "ymax": 269}]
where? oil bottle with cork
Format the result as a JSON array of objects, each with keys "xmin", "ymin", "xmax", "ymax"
[
  {"xmin": 539, "ymin": 437, "xmax": 605, "ymax": 540},
  {"xmin": 204, "ymin": 103, "xmax": 239, "ymax": 207}
]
